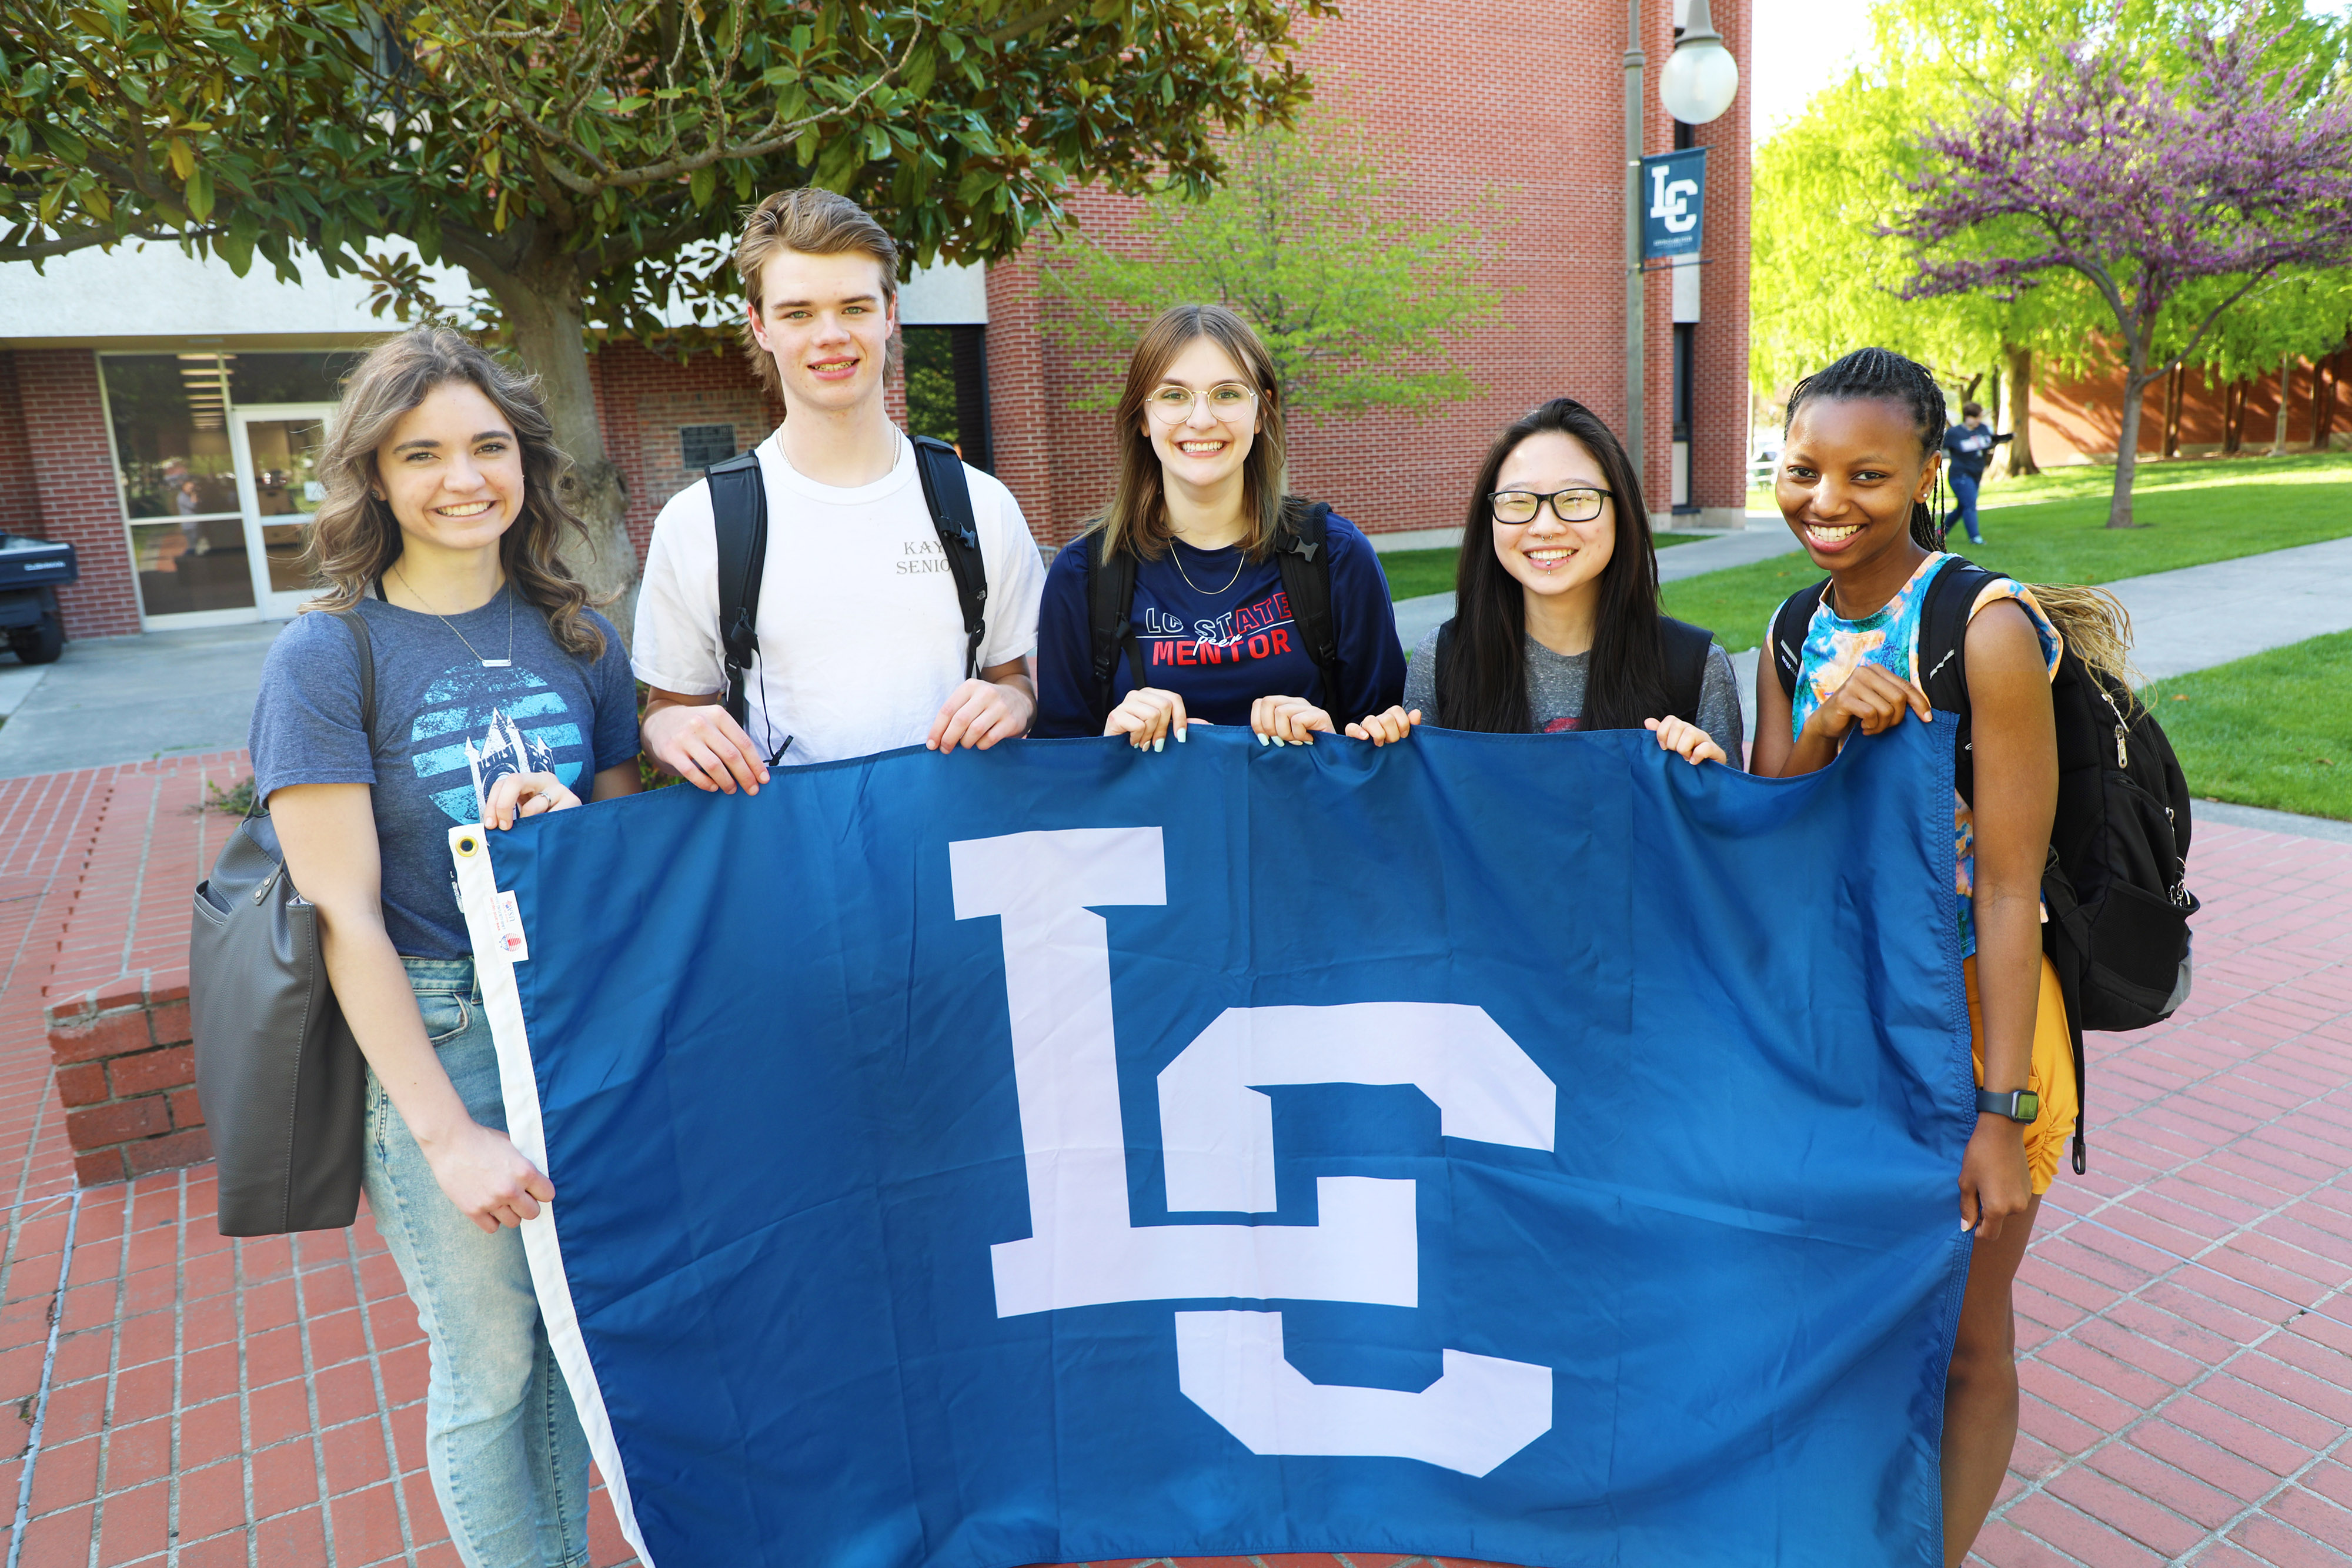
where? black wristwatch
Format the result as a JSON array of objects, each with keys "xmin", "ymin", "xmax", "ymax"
[{"xmin": 1977, "ymin": 1088, "xmax": 2040, "ymax": 1123}]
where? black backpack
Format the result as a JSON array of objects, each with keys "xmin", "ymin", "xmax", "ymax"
[
  {"xmin": 1770, "ymin": 556, "xmax": 2200, "ymax": 1175},
  {"xmin": 1084, "ymin": 498, "xmax": 1346, "ymax": 727},
  {"xmin": 707, "ymin": 434, "xmax": 988, "ymax": 748},
  {"xmin": 1429, "ymin": 614, "xmax": 1715, "ymax": 731}
]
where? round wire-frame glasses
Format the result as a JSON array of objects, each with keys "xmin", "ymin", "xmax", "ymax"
[{"xmin": 1146, "ymin": 382, "xmax": 1260, "ymax": 423}]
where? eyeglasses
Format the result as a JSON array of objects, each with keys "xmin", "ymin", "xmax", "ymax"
[
  {"xmin": 1146, "ymin": 382, "xmax": 1259, "ymax": 423},
  {"xmin": 1489, "ymin": 487, "xmax": 1613, "ymax": 526}
]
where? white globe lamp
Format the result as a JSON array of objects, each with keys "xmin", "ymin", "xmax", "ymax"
[{"xmin": 1660, "ymin": 0, "xmax": 1740, "ymax": 125}]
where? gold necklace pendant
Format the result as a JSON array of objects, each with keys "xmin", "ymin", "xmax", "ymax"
[
  {"xmin": 1171, "ymin": 539, "xmax": 1247, "ymax": 597},
  {"xmin": 396, "ymin": 564, "xmax": 515, "ymax": 668}
]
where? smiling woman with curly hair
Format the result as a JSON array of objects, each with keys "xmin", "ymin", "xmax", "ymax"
[{"xmin": 248, "ymin": 325, "xmax": 641, "ymax": 1568}]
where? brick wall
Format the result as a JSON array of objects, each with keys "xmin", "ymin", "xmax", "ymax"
[
  {"xmin": 2032, "ymin": 340, "xmax": 2352, "ymax": 465},
  {"xmin": 1688, "ymin": 1, "xmax": 1753, "ymax": 520},
  {"xmin": 0, "ymin": 351, "xmax": 42, "ymax": 537},
  {"xmin": 44, "ymin": 969, "xmax": 205, "ymax": 1186},
  {"xmin": 35, "ymin": 755, "xmax": 245, "ymax": 1186},
  {"xmin": 590, "ymin": 343, "xmax": 786, "ymax": 566},
  {"xmin": 19, "ymin": 349, "xmax": 138, "ymax": 637},
  {"xmin": 978, "ymin": 0, "xmax": 1753, "ymax": 550}
]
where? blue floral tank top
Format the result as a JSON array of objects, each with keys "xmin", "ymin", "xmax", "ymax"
[{"xmin": 1785, "ymin": 552, "xmax": 2062, "ymax": 957}]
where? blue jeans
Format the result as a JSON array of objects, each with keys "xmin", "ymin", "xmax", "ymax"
[
  {"xmin": 1945, "ymin": 467, "xmax": 1983, "ymax": 543},
  {"xmin": 366, "ymin": 958, "xmax": 591, "ymax": 1568}
]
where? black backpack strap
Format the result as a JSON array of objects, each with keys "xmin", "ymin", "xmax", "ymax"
[
  {"xmin": 1916, "ymin": 554, "xmax": 1999, "ymax": 804},
  {"xmin": 1769, "ymin": 579, "xmax": 1832, "ymax": 710},
  {"xmin": 1656, "ymin": 616, "xmax": 1713, "ymax": 721},
  {"xmin": 1085, "ymin": 530, "xmax": 1144, "ymax": 725},
  {"xmin": 911, "ymin": 434, "xmax": 990, "ymax": 679},
  {"xmin": 1274, "ymin": 500, "xmax": 1346, "ymax": 717},
  {"xmin": 706, "ymin": 450, "xmax": 769, "ymax": 728}
]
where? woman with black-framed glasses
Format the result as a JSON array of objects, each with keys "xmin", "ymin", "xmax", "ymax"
[{"xmin": 1402, "ymin": 397, "xmax": 1744, "ymax": 764}]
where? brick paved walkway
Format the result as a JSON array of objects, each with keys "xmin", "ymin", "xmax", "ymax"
[{"xmin": 0, "ymin": 758, "xmax": 2346, "ymax": 1567}]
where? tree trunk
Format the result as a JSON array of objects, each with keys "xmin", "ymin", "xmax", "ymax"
[
  {"xmin": 2273, "ymin": 352, "xmax": 2293, "ymax": 455},
  {"xmin": 460, "ymin": 244, "xmax": 638, "ymax": 633},
  {"xmin": 2109, "ymin": 341, "xmax": 2151, "ymax": 529},
  {"xmin": 2161, "ymin": 363, "xmax": 2183, "ymax": 459},
  {"xmin": 2004, "ymin": 344, "xmax": 2040, "ymax": 476}
]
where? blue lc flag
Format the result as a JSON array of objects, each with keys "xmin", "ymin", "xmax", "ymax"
[{"xmin": 449, "ymin": 722, "xmax": 1975, "ymax": 1568}]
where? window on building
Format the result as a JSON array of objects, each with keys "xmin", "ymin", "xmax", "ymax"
[
  {"xmin": 901, "ymin": 326, "xmax": 990, "ymax": 472},
  {"xmin": 100, "ymin": 351, "xmax": 353, "ymax": 621},
  {"xmin": 105, "ymin": 355, "xmax": 254, "ymax": 618}
]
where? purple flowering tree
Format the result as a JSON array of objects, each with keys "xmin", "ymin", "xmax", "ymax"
[{"xmin": 1887, "ymin": 21, "xmax": 2352, "ymax": 527}]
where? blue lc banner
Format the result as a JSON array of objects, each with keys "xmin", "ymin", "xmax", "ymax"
[
  {"xmin": 1641, "ymin": 146, "xmax": 1709, "ymax": 259},
  {"xmin": 450, "ymin": 723, "xmax": 1975, "ymax": 1568}
]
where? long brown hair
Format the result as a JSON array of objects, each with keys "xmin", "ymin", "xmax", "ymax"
[
  {"xmin": 1093, "ymin": 304, "xmax": 1290, "ymax": 562},
  {"xmin": 303, "ymin": 327, "xmax": 606, "ymax": 658},
  {"xmin": 1436, "ymin": 398, "xmax": 1672, "ymax": 734}
]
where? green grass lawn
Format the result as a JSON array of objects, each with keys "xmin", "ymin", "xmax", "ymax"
[
  {"xmin": 1379, "ymin": 532, "xmax": 1710, "ymax": 602},
  {"xmin": 1669, "ymin": 450, "xmax": 2352, "ymax": 651},
  {"xmin": 2141, "ymin": 631, "xmax": 2352, "ymax": 821}
]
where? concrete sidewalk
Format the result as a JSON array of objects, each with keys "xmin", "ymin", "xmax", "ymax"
[
  {"xmin": 0, "ymin": 625, "xmax": 282, "ymax": 781},
  {"xmin": 2106, "ymin": 535, "xmax": 2352, "ymax": 683}
]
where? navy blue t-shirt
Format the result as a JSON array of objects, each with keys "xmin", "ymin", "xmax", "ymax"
[
  {"xmin": 249, "ymin": 590, "xmax": 640, "ymax": 959},
  {"xmin": 1033, "ymin": 510, "xmax": 1406, "ymax": 737}
]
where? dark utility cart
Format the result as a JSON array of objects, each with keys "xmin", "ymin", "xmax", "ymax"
[{"xmin": 0, "ymin": 532, "xmax": 76, "ymax": 664}]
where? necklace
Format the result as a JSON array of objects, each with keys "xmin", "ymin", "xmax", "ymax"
[
  {"xmin": 1170, "ymin": 536, "xmax": 1247, "ymax": 597},
  {"xmin": 393, "ymin": 564, "xmax": 514, "ymax": 668}
]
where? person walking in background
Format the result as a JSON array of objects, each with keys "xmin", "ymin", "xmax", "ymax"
[
  {"xmin": 1031, "ymin": 303, "xmax": 1413, "ymax": 748},
  {"xmin": 633, "ymin": 188, "xmax": 1044, "ymax": 788},
  {"xmin": 253, "ymin": 326, "xmax": 643, "ymax": 1568},
  {"xmin": 1941, "ymin": 400, "xmax": 2013, "ymax": 547},
  {"xmin": 1404, "ymin": 397, "xmax": 1743, "ymax": 767}
]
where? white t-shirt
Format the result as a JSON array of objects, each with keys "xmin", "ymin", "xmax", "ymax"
[{"xmin": 633, "ymin": 428, "xmax": 1045, "ymax": 765}]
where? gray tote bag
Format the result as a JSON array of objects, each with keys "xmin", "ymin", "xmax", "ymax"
[{"xmin": 191, "ymin": 612, "xmax": 374, "ymax": 1236}]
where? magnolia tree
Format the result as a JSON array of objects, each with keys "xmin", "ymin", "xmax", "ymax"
[
  {"xmin": 1888, "ymin": 18, "xmax": 2352, "ymax": 526},
  {"xmin": 0, "ymin": 0, "xmax": 1332, "ymax": 601}
]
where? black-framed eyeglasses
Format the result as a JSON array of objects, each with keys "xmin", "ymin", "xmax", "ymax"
[{"xmin": 1489, "ymin": 487, "xmax": 1613, "ymax": 525}]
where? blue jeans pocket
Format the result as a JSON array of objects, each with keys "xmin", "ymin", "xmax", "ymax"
[{"xmin": 416, "ymin": 990, "xmax": 473, "ymax": 1047}]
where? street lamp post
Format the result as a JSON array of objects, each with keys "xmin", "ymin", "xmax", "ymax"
[{"xmin": 1626, "ymin": 0, "xmax": 1739, "ymax": 513}]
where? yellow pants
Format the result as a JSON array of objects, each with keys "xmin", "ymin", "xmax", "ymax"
[{"xmin": 1962, "ymin": 952, "xmax": 2077, "ymax": 1193}]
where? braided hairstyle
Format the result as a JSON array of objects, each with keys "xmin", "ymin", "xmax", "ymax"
[{"xmin": 1781, "ymin": 347, "xmax": 1949, "ymax": 549}]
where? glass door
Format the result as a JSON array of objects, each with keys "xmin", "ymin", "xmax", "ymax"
[{"xmin": 231, "ymin": 404, "xmax": 337, "ymax": 619}]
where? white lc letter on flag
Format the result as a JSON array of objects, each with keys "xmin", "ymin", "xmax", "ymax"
[{"xmin": 950, "ymin": 827, "xmax": 1555, "ymax": 1477}]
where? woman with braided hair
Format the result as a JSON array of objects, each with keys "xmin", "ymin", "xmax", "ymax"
[{"xmin": 1749, "ymin": 346, "xmax": 2094, "ymax": 1565}]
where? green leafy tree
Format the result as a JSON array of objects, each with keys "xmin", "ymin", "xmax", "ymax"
[
  {"xmin": 1, "ymin": 0, "xmax": 1333, "ymax": 600},
  {"xmin": 1750, "ymin": 0, "xmax": 2164, "ymax": 457},
  {"xmin": 1751, "ymin": 0, "xmax": 2345, "ymax": 486},
  {"xmin": 1036, "ymin": 109, "xmax": 1500, "ymax": 417}
]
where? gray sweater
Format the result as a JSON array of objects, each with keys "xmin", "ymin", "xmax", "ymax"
[{"xmin": 1403, "ymin": 624, "xmax": 1745, "ymax": 768}]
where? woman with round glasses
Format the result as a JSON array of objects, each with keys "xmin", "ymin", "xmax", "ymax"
[
  {"xmin": 1402, "ymin": 397, "xmax": 1743, "ymax": 764},
  {"xmin": 1032, "ymin": 303, "xmax": 1413, "ymax": 747}
]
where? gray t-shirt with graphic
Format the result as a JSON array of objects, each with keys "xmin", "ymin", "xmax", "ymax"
[
  {"xmin": 1404, "ymin": 623, "xmax": 1745, "ymax": 767},
  {"xmin": 249, "ymin": 589, "xmax": 639, "ymax": 959}
]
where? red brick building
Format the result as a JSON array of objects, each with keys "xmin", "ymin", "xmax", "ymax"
[{"xmin": 0, "ymin": 0, "xmax": 1756, "ymax": 643}]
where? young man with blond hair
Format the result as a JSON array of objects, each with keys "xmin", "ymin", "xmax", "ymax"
[{"xmin": 633, "ymin": 188, "xmax": 1044, "ymax": 788}]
